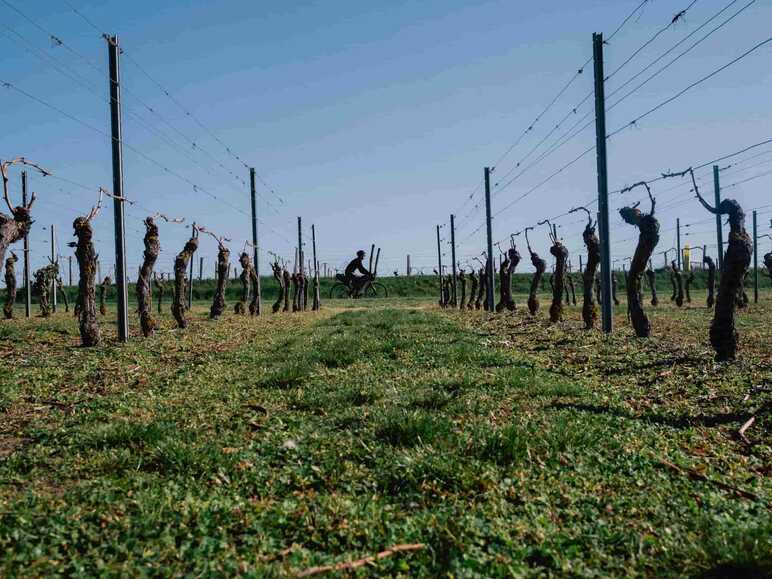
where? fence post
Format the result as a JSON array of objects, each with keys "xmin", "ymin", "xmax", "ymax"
[
  {"xmin": 199, "ymin": 256, "xmax": 203, "ymax": 280},
  {"xmin": 676, "ymin": 218, "xmax": 682, "ymax": 270},
  {"xmin": 249, "ymin": 168, "xmax": 261, "ymax": 315},
  {"xmin": 484, "ymin": 167, "xmax": 495, "ymax": 311},
  {"xmin": 50, "ymin": 224, "xmax": 57, "ymax": 312},
  {"xmin": 593, "ymin": 32, "xmax": 613, "ymax": 334},
  {"xmin": 450, "ymin": 214, "xmax": 458, "ymax": 306},
  {"xmin": 713, "ymin": 165, "xmax": 724, "ymax": 272},
  {"xmin": 107, "ymin": 35, "xmax": 129, "ymax": 342},
  {"xmin": 436, "ymin": 225, "xmax": 443, "ymax": 304},
  {"xmin": 297, "ymin": 217, "xmax": 305, "ymax": 311},
  {"xmin": 188, "ymin": 222, "xmax": 196, "ymax": 308},
  {"xmin": 68, "ymin": 255, "xmax": 72, "ymax": 286},
  {"xmin": 20, "ymin": 172, "xmax": 31, "ymax": 317},
  {"xmin": 312, "ymin": 224, "xmax": 321, "ymax": 308},
  {"xmin": 753, "ymin": 210, "xmax": 758, "ymax": 303}
]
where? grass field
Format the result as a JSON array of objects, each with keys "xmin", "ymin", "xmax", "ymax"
[{"xmin": 1, "ymin": 291, "xmax": 770, "ymax": 576}]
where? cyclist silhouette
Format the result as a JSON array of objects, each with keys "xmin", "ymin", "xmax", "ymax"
[{"xmin": 337, "ymin": 250, "xmax": 372, "ymax": 297}]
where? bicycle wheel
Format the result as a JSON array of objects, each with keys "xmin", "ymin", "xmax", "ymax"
[
  {"xmin": 329, "ymin": 283, "xmax": 350, "ymax": 299},
  {"xmin": 364, "ymin": 282, "xmax": 388, "ymax": 298}
]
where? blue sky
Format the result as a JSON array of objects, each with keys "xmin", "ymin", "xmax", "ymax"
[{"xmin": 2, "ymin": 0, "xmax": 771, "ymax": 280}]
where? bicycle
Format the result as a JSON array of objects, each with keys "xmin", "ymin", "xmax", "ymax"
[{"xmin": 329, "ymin": 274, "xmax": 388, "ymax": 299}]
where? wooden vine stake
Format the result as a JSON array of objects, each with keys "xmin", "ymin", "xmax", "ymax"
[
  {"xmin": 172, "ymin": 225, "xmax": 199, "ymax": 329},
  {"xmin": 3, "ymin": 252, "xmax": 18, "ymax": 319},
  {"xmin": 666, "ymin": 168, "xmax": 751, "ymax": 361},
  {"xmin": 0, "ymin": 158, "xmax": 49, "ymax": 268},
  {"xmin": 618, "ymin": 182, "xmax": 660, "ymax": 338}
]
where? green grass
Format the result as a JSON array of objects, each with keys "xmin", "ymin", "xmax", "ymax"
[{"xmin": 0, "ymin": 296, "xmax": 770, "ymax": 576}]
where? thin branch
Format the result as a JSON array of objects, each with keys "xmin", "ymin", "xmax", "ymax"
[
  {"xmin": 154, "ymin": 213, "xmax": 185, "ymax": 224},
  {"xmin": 296, "ymin": 544, "xmax": 425, "ymax": 577},
  {"xmin": 620, "ymin": 181, "xmax": 656, "ymax": 214},
  {"xmin": 1, "ymin": 157, "xmax": 51, "ymax": 212},
  {"xmin": 524, "ymin": 226, "xmax": 534, "ymax": 253},
  {"xmin": 569, "ymin": 206, "xmax": 595, "ymax": 228},
  {"xmin": 537, "ymin": 219, "xmax": 556, "ymax": 243},
  {"xmin": 197, "ymin": 225, "xmax": 231, "ymax": 249}
]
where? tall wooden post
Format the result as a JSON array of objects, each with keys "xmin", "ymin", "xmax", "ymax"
[
  {"xmin": 484, "ymin": 167, "xmax": 495, "ymax": 311},
  {"xmin": 450, "ymin": 214, "xmax": 458, "ymax": 306},
  {"xmin": 107, "ymin": 34, "xmax": 129, "ymax": 342},
  {"xmin": 249, "ymin": 168, "xmax": 261, "ymax": 315},
  {"xmin": 753, "ymin": 210, "xmax": 758, "ymax": 303},
  {"xmin": 50, "ymin": 224, "xmax": 57, "ymax": 312},
  {"xmin": 312, "ymin": 224, "xmax": 321, "ymax": 309},
  {"xmin": 676, "ymin": 218, "xmax": 682, "ymax": 269},
  {"xmin": 436, "ymin": 225, "xmax": 443, "ymax": 304},
  {"xmin": 21, "ymin": 171, "xmax": 31, "ymax": 317},
  {"xmin": 593, "ymin": 32, "xmax": 613, "ymax": 334},
  {"xmin": 713, "ymin": 165, "xmax": 724, "ymax": 272}
]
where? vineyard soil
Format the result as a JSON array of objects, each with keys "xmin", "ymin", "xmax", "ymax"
[{"xmin": 1, "ymin": 293, "xmax": 770, "ymax": 575}]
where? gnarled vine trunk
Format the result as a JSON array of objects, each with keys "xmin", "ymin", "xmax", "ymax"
[
  {"xmin": 312, "ymin": 270, "xmax": 320, "ymax": 311},
  {"xmin": 474, "ymin": 267, "xmax": 486, "ymax": 310},
  {"xmin": 619, "ymin": 203, "xmax": 660, "ymax": 338},
  {"xmin": 33, "ymin": 264, "xmax": 58, "ymax": 318},
  {"xmin": 73, "ymin": 216, "xmax": 99, "ymax": 346},
  {"xmin": 235, "ymin": 253, "xmax": 252, "ymax": 315},
  {"xmin": 763, "ymin": 252, "xmax": 772, "ymax": 284},
  {"xmin": 670, "ymin": 262, "xmax": 684, "ymax": 307},
  {"xmin": 736, "ymin": 272, "xmax": 749, "ymax": 309},
  {"xmin": 136, "ymin": 217, "xmax": 159, "ymax": 337},
  {"xmin": 154, "ymin": 275, "xmax": 166, "ymax": 315},
  {"xmin": 56, "ymin": 278, "xmax": 69, "ymax": 313},
  {"xmin": 458, "ymin": 270, "xmax": 467, "ymax": 310},
  {"xmin": 3, "ymin": 253, "xmax": 18, "ymax": 319},
  {"xmin": 467, "ymin": 271, "xmax": 477, "ymax": 310},
  {"xmin": 685, "ymin": 270, "xmax": 694, "ymax": 303},
  {"xmin": 271, "ymin": 262, "xmax": 283, "ymax": 313},
  {"xmin": 646, "ymin": 268, "xmax": 658, "ymax": 306},
  {"xmin": 441, "ymin": 276, "xmax": 451, "ymax": 308},
  {"xmin": 567, "ymin": 274, "xmax": 576, "ymax": 306},
  {"xmin": 282, "ymin": 269, "xmax": 291, "ymax": 312},
  {"xmin": 99, "ymin": 276, "xmax": 111, "ymax": 316},
  {"xmin": 527, "ymin": 252, "xmax": 546, "ymax": 316},
  {"xmin": 611, "ymin": 273, "xmax": 620, "ymax": 306},
  {"xmin": 482, "ymin": 261, "xmax": 493, "ymax": 311},
  {"xmin": 209, "ymin": 244, "xmax": 230, "ymax": 319},
  {"xmin": 549, "ymin": 242, "xmax": 568, "ymax": 323},
  {"xmin": 580, "ymin": 222, "xmax": 600, "ymax": 329},
  {"xmin": 0, "ymin": 208, "xmax": 33, "ymax": 273},
  {"xmin": 291, "ymin": 273, "xmax": 300, "ymax": 312},
  {"xmin": 704, "ymin": 255, "xmax": 716, "ymax": 308},
  {"xmin": 709, "ymin": 200, "xmax": 751, "ymax": 361},
  {"xmin": 172, "ymin": 236, "xmax": 198, "ymax": 329}
]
